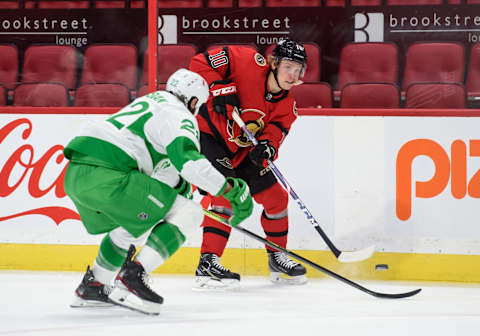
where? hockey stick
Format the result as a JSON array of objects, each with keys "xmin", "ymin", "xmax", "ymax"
[
  {"xmin": 231, "ymin": 109, "xmax": 375, "ymax": 263},
  {"xmin": 203, "ymin": 209, "xmax": 421, "ymax": 299}
]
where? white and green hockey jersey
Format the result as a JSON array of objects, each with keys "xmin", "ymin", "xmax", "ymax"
[{"xmin": 64, "ymin": 91, "xmax": 226, "ymax": 196}]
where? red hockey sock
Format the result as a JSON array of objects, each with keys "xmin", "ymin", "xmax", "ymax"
[
  {"xmin": 261, "ymin": 212, "xmax": 288, "ymax": 251},
  {"xmin": 200, "ymin": 196, "xmax": 232, "ymax": 257}
]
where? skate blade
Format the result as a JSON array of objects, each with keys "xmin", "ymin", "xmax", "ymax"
[
  {"xmin": 70, "ymin": 296, "xmax": 115, "ymax": 308},
  {"xmin": 270, "ymin": 272, "xmax": 308, "ymax": 285},
  {"xmin": 108, "ymin": 287, "xmax": 162, "ymax": 315},
  {"xmin": 192, "ymin": 276, "xmax": 240, "ymax": 291}
]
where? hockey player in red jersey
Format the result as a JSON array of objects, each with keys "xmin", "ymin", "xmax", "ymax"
[{"xmin": 190, "ymin": 38, "xmax": 308, "ymax": 289}]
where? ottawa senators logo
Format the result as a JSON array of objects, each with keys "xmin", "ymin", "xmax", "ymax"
[
  {"xmin": 227, "ymin": 109, "xmax": 266, "ymax": 147},
  {"xmin": 254, "ymin": 53, "xmax": 267, "ymax": 67}
]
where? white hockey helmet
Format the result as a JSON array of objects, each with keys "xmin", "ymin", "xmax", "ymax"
[{"xmin": 166, "ymin": 68, "xmax": 209, "ymax": 116}]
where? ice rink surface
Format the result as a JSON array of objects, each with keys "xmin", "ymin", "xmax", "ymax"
[{"xmin": 1, "ymin": 271, "xmax": 479, "ymax": 336}]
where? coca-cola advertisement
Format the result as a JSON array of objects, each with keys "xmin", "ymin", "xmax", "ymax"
[{"xmin": 0, "ymin": 114, "xmax": 101, "ymax": 244}]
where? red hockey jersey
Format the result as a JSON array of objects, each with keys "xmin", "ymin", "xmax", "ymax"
[{"xmin": 189, "ymin": 46, "xmax": 297, "ymax": 167}]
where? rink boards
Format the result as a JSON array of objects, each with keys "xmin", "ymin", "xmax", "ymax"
[{"xmin": 1, "ymin": 112, "xmax": 480, "ymax": 282}]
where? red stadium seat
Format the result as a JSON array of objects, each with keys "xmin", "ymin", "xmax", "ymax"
[
  {"xmin": 0, "ymin": 44, "xmax": 18, "ymax": 89},
  {"xmin": 387, "ymin": 0, "xmax": 442, "ymax": 4},
  {"xmin": 142, "ymin": 44, "xmax": 197, "ymax": 85},
  {"xmin": 14, "ymin": 83, "xmax": 69, "ymax": 107},
  {"xmin": 337, "ymin": 42, "xmax": 398, "ymax": 92},
  {"xmin": 136, "ymin": 83, "xmax": 167, "ymax": 98},
  {"xmin": 265, "ymin": 42, "xmax": 321, "ymax": 83},
  {"xmin": 351, "ymin": 0, "xmax": 382, "ymax": 5},
  {"xmin": 207, "ymin": 44, "xmax": 258, "ymax": 51},
  {"xmin": 402, "ymin": 42, "xmax": 465, "ymax": 91},
  {"xmin": 325, "ymin": 0, "xmax": 345, "ymax": 6},
  {"xmin": 239, "ymin": 0, "xmax": 262, "ymax": 6},
  {"xmin": 157, "ymin": 0, "xmax": 202, "ymax": 7},
  {"xmin": 0, "ymin": 84, "xmax": 7, "ymax": 105},
  {"xmin": 265, "ymin": 0, "xmax": 321, "ymax": 6},
  {"xmin": 81, "ymin": 44, "xmax": 138, "ymax": 90},
  {"xmin": 22, "ymin": 45, "xmax": 77, "ymax": 89},
  {"xmin": 25, "ymin": 1, "xmax": 90, "ymax": 8},
  {"xmin": 290, "ymin": 83, "xmax": 332, "ymax": 108},
  {"xmin": 95, "ymin": 1, "xmax": 125, "ymax": 8},
  {"xmin": 340, "ymin": 83, "xmax": 400, "ymax": 108},
  {"xmin": 131, "ymin": 0, "xmax": 145, "ymax": 7},
  {"xmin": 466, "ymin": 0, "xmax": 480, "ymax": 3},
  {"xmin": 466, "ymin": 43, "xmax": 480, "ymax": 100},
  {"xmin": 405, "ymin": 83, "xmax": 466, "ymax": 108},
  {"xmin": 75, "ymin": 83, "xmax": 130, "ymax": 107},
  {"xmin": 0, "ymin": 1, "xmax": 19, "ymax": 8},
  {"xmin": 209, "ymin": 0, "xmax": 232, "ymax": 7}
]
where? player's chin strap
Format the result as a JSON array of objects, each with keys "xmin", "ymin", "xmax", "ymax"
[
  {"xmin": 231, "ymin": 107, "xmax": 375, "ymax": 263},
  {"xmin": 202, "ymin": 208, "xmax": 421, "ymax": 299}
]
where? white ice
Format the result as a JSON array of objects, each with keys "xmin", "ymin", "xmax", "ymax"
[{"xmin": 1, "ymin": 271, "xmax": 479, "ymax": 336}]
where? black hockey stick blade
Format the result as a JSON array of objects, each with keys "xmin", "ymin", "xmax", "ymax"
[{"xmin": 203, "ymin": 209, "xmax": 421, "ymax": 299}]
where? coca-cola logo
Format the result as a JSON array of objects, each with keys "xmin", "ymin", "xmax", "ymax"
[{"xmin": 0, "ymin": 118, "xmax": 80, "ymax": 225}]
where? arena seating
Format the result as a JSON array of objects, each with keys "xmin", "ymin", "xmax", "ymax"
[
  {"xmin": 0, "ymin": 84, "xmax": 7, "ymax": 105},
  {"xmin": 0, "ymin": 44, "xmax": 19, "ymax": 90},
  {"xmin": 466, "ymin": 43, "xmax": 480, "ymax": 102},
  {"xmin": 137, "ymin": 83, "xmax": 167, "ymax": 98},
  {"xmin": 22, "ymin": 45, "xmax": 78, "ymax": 90},
  {"xmin": 336, "ymin": 42, "xmax": 398, "ymax": 99},
  {"xmin": 0, "ymin": 1, "xmax": 18, "ymax": 8},
  {"xmin": 265, "ymin": 43, "xmax": 321, "ymax": 83},
  {"xmin": 25, "ymin": 1, "xmax": 90, "ymax": 8},
  {"xmin": 81, "ymin": 44, "xmax": 138, "ymax": 91},
  {"xmin": 75, "ymin": 83, "xmax": 131, "ymax": 106},
  {"xmin": 207, "ymin": 44, "xmax": 258, "ymax": 51},
  {"xmin": 291, "ymin": 83, "xmax": 333, "ymax": 108},
  {"xmin": 142, "ymin": 44, "xmax": 197, "ymax": 85},
  {"xmin": 386, "ymin": 0, "xmax": 443, "ymax": 5},
  {"xmin": 13, "ymin": 83, "xmax": 69, "ymax": 106},
  {"xmin": 265, "ymin": 0, "xmax": 321, "ymax": 6},
  {"xmin": 402, "ymin": 42, "xmax": 465, "ymax": 92},
  {"xmin": 340, "ymin": 83, "xmax": 400, "ymax": 108},
  {"xmin": 405, "ymin": 82, "xmax": 467, "ymax": 108}
]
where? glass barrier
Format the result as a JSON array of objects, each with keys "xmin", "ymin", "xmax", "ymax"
[{"xmin": 0, "ymin": 0, "xmax": 478, "ymax": 109}]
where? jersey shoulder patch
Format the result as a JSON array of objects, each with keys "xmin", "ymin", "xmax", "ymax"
[{"xmin": 254, "ymin": 53, "xmax": 267, "ymax": 67}]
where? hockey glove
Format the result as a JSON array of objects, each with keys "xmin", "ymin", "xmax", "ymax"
[
  {"xmin": 174, "ymin": 176, "xmax": 193, "ymax": 200},
  {"xmin": 222, "ymin": 177, "xmax": 253, "ymax": 227},
  {"xmin": 249, "ymin": 139, "xmax": 276, "ymax": 167},
  {"xmin": 210, "ymin": 79, "xmax": 241, "ymax": 120}
]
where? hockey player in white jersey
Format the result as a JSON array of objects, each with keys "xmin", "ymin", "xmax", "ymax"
[{"xmin": 63, "ymin": 69, "xmax": 253, "ymax": 315}]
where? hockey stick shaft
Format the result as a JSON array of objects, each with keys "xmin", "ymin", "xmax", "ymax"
[
  {"xmin": 203, "ymin": 209, "xmax": 421, "ymax": 299},
  {"xmin": 231, "ymin": 109, "xmax": 374, "ymax": 262}
]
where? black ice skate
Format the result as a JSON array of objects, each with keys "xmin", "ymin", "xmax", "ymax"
[
  {"xmin": 108, "ymin": 245, "xmax": 164, "ymax": 315},
  {"xmin": 193, "ymin": 253, "xmax": 240, "ymax": 290},
  {"xmin": 267, "ymin": 250, "xmax": 307, "ymax": 285},
  {"xmin": 70, "ymin": 265, "xmax": 114, "ymax": 308}
]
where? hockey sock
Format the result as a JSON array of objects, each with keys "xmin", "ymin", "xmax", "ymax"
[
  {"xmin": 136, "ymin": 222, "xmax": 186, "ymax": 273},
  {"xmin": 200, "ymin": 196, "xmax": 232, "ymax": 256},
  {"xmin": 201, "ymin": 212, "xmax": 232, "ymax": 256},
  {"xmin": 261, "ymin": 211, "xmax": 288, "ymax": 251},
  {"xmin": 92, "ymin": 233, "xmax": 129, "ymax": 284}
]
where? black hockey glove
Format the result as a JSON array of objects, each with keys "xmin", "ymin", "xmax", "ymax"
[
  {"xmin": 210, "ymin": 79, "xmax": 240, "ymax": 119},
  {"xmin": 249, "ymin": 139, "xmax": 276, "ymax": 167}
]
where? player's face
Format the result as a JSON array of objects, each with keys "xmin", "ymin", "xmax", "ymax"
[{"xmin": 276, "ymin": 60, "xmax": 303, "ymax": 90}]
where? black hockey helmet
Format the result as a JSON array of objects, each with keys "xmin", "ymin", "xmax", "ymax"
[{"xmin": 272, "ymin": 38, "xmax": 307, "ymax": 76}]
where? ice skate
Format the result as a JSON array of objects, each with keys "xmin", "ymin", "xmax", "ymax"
[
  {"xmin": 268, "ymin": 250, "xmax": 307, "ymax": 285},
  {"xmin": 70, "ymin": 265, "xmax": 114, "ymax": 308},
  {"xmin": 108, "ymin": 245, "xmax": 164, "ymax": 315},
  {"xmin": 193, "ymin": 253, "xmax": 240, "ymax": 290}
]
